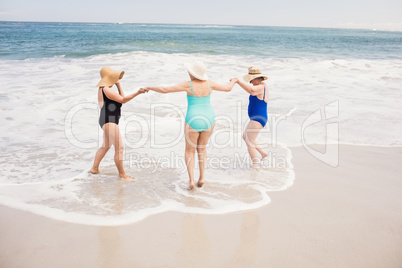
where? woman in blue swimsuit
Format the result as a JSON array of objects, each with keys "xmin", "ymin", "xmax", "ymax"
[
  {"xmin": 236, "ymin": 66, "xmax": 269, "ymax": 166},
  {"xmin": 90, "ymin": 67, "xmax": 148, "ymax": 179},
  {"xmin": 142, "ymin": 61, "xmax": 237, "ymax": 189}
]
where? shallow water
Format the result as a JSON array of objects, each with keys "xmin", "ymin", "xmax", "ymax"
[{"xmin": 0, "ymin": 23, "xmax": 401, "ymax": 225}]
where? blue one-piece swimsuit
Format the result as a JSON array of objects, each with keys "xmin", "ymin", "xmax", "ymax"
[{"xmin": 248, "ymin": 86, "xmax": 268, "ymax": 127}]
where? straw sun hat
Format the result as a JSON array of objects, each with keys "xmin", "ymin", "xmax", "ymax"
[
  {"xmin": 184, "ymin": 61, "xmax": 208, "ymax": 81},
  {"xmin": 96, "ymin": 67, "xmax": 125, "ymax": 87},
  {"xmin": 243, "ymin": 66, "xmax": 268, "ymax": 83}
]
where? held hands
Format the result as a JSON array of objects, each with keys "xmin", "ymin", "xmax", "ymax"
[
  {"xmin": 138, "ymin": 88, "xmax": 149, "ymax": 94},
  {"xmin": 230, "ymin": 78, "xmax": 239, "ymax": 83}
]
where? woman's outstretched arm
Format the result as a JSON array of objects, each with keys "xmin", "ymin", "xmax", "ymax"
[
  {"xmin": 236, "ymin": 79, "xmax": 264, "ymax": 96},
  {"xmin": 103, "ymin": 86, "xmax": 147, "ymax": 104},
  {"xmin": 210, "ymin": 78, "xmax": 237, "ymax": 92},
  {"xmin": 142, "ymin": 82, "xmax": 188, "ymax": 94}
]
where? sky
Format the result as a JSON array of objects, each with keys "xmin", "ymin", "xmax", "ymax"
[{"xmin": 1, "ymin": 0, "xmax": 402, "ymax": 31}]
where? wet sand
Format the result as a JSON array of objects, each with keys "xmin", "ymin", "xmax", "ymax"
[{"xmin": 1, "ymin": 145, "xmax": 402, "ymax": 267}]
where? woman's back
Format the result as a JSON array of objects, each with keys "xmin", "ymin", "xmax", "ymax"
[
  {"xmin": 185, "ymin": 80, "xmax": 215, "ymax": 132},
  {"xmin": 186, "ymin": 80, "xmax": 211, "ymax": 97}
]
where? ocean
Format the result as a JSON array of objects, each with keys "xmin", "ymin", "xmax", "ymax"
[{"xmin": 0, "ymin": 21, "xmax": 401, "ymax": 225}]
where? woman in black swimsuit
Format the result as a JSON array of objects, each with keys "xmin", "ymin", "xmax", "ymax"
[{"xmin": 90, "ymin": 67, "xmax": 147, "ymax": 179}]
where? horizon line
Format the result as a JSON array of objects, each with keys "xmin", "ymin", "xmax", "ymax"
[{"xmin": 1, "ymin": 20, "xmax": 401, "ymax": 32}]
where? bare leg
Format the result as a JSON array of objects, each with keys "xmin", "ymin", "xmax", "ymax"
[
  {"xmin": 112, "ymin": 125, "xmax": 130, "ymax": 179},
  {"xmin": 243, "ymin": 120, "xmax": 267, "ymax": 166},
  {"xmin": 184, "ymin": 123, "xmax": 200, "ymax": 190},
  {"xmin": 196, "ymin": 123, "xmax": 215, "ymax": 187},
  {"xmin": 90, "ymin": 126, "xmax": 111, "ymax": 174},
  {"xmin": 102, "ymin": 123, "xmax": 130, "ymax": 179}
]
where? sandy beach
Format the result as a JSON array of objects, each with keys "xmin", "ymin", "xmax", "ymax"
[{"xmin": 1, "ymin": 145, "xmax": 401, "ymax": 268}]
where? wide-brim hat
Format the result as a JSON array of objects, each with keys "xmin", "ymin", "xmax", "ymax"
[
  {"xmin": 243, "ymin": 66, "xmax": 268, "ymax": 82},
  {"xmin": 184, "ymin": 61, "xmax": 208, "ymax": 81},
  {"xmin": 96, "ymin": 67, "xmax": 125, "ymax": 87}
]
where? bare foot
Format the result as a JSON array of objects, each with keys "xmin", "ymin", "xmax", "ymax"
[
  {"xmin": 188, "ymin": 183, "xmax": 195, "ymax": 190},
  {"xmin": 251, "ymin": 157, "xmax": 260, "ymax": 168},
  {"xmin": 119, "ymin": 173, "xmax": 132, "ymax": 180},
  {"xmin": 89, "ymin": 167, "xmax": 99, "ymax": 174},
  {"xmin": 261, "ymin": 151, "xmax": 269, "ymax": 160},
  {"xmin": 197, "ymin": 179, "xmax": 204, "ymax": 188},
  {"xmin": 251, "ymin": 161, "xmax": 261, "ymax": 169}
]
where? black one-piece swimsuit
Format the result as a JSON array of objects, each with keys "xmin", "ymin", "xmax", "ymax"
[{"xmin": 99, "ymin": 88, "xmax": 122, "ymax": 128}]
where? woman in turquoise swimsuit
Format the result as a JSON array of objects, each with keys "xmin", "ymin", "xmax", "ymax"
[
  {"xmin": 142, "ymin": 61, "xmax": 237, "ymax": 189},
  {"xmin": 236, "ymin": 66, "xmax": 269, "ymax": 167}
]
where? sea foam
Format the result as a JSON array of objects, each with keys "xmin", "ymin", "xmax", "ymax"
[{"xmin": 0, "ymin": 51, "xmax": 401, "ymax": 225}]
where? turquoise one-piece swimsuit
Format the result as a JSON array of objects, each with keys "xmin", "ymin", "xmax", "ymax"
[{"xmin": 185, "ymin": 81, "xmax": 215, "ymax": 132}]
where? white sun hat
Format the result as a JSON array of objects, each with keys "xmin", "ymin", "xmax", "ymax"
[{"xmin": 184, "ymin": 61, "xmax": 208, "ymax": 81}]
